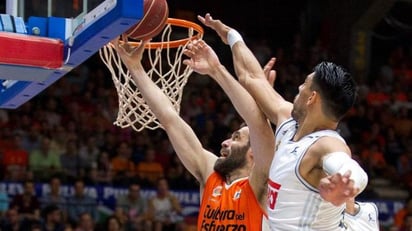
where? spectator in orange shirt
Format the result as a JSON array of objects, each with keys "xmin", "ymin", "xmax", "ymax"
[
  {"xmin": 110, "ymin": 141, "xmax": 135, "ymax": 185},
  {"xmin": 394, "ymin": 197, "xmax": 412, "ymax": 230},
  {"xmin": 393, "ymin": 106, "xmax": 412, "ymax": 138},
  {"xmin": 2, "ymin": 134, "xmax": 29, "ymax": 181},
  {"xmin": 366, "ymin": 81, "xmax": 390, "ymax": 106},
  {"xmin": 135, "ymin": 148, "xmax": 164, "ymax": 186}
]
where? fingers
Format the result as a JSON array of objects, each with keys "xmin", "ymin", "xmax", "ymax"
[
  {"xmin": 111, "ymin": 36, "xmax": 119, "ymax": 46},
  {"xmin": 112, "ymin": 36, "xmax": 120, "ymax": 50},
  {"xmin": 121, "ymin": 33, "xmax": 131, "ymax": 52},
  {"xmin": 122, "ymin": 33, "xmax": 129, "ymax": 44},
  {"xmin": 205, "ymin": 13, "xmax": 213, "ymax": 23},
  {"xmin": 132, "ymin": 40, "xmax": 146, "ymax": 56},
  {"xmin": 197, "ymin": 13, "xmax": 219, "ymax": 31},
  {"xmin": 197, "ymin": 15, "xmax": 205, "ymax": 25},
  {"xmin": 263, "ymin": 57, "xmax": 277, "ymax": 87},
  {"xmin": 197, "ymin": 13, "xmax": 212, "ymax": 26},
  {"xmin": 184, "ymin": 39, "xmax": 205, "ymax": 55},
  {"xmin": 183, "ymin": 39, "xmax": 203, "ymax": 66},
  {"xmin": 342, "ymin": 170, "xmax": 352, "ymax": 178},
  {"xmin": 264, "ymin": 57, "xmax": 276, "ymax": 69}
]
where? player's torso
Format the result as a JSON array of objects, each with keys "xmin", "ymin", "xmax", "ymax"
[
  {"xmin": 341, "ymin": 202, "xmax": 380, "ymax": 231},
  {"xmin": 198, "ymin": 172, "xmax": 268, "ymax": 231},
  {"xmin": 267, "ymin": 118, "xmax": 345, "ymax": 231}
]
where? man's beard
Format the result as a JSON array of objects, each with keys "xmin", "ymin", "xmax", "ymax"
[
  {"xmin": 291, "ymin": 103, "xmax": 304, "ymax": 123},
  {"xmin": 214, "ymin": 143, "xmax": 249, "ymax": 178}
]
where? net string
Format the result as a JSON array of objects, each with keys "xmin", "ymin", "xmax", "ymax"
[{"xmin": 99, "ymin": 22, "xmax": 195, "ymax": 132}]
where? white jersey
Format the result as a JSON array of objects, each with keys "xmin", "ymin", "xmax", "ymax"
[
  {"xmin": 268, "ymin": 118, "xmax": 346, "ymax": 230},
  {"xmin": 340, "ymin": 202, "xmax": 380, "ymax": 231}
]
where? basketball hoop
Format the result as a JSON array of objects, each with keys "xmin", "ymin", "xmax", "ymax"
[{"xmin": 99, "ymin": 18, "xmax": 204, "ymax": 132}]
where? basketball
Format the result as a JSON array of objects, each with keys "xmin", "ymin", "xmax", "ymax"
[{"xmin": 125, "ymin": 0, "xmax": 169, "ymax": 41}]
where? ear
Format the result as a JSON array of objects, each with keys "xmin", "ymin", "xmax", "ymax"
[{"xmin": 307, "ymin": 91, "xmax": 318, "ymax": 105}]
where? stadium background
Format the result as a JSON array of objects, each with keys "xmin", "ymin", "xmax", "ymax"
[{"xmin": 0, "ymin": 0, "xmax": 411, "ymax": 230}]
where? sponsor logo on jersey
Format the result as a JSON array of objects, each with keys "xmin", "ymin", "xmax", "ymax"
[
  {"xmin": 268, "ymin": 180, "xmax": 281, "ymax": 210},
  {"xmin": 201, "ymin": 205, "xmax": 247, "ymax": 230},
  {"xmin": 212, "ymin": 186, "xmax": 222, "ymax": 197},
  {"xmin": 233, "ymin": 189, "xmax": 242, "ymax": 200},
  {"xmin": 291, "ymin": 146, "xmax": 298, "ymax": 155},
  {"xmin": 368, "ymin": 213, "xmax": 376, "ymax": 222}
]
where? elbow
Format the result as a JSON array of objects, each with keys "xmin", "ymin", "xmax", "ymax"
[
  {"xmin": 158, "ymin": 113, "xmax": 180, "ymax": 130},
  {"xmin": 238, "ymin": 74, "xmax": 259, "ymax": 91},
  {"xmin": 323, "ymin": 152, "xmax": 369, "ymax": 193},
  {"xmin": 237, "ymin": 73, "xmax": 248, "ymax": 86},
  {"xmin": 354, "ymin": 167, "xmax": 368, "ymax": 194}
]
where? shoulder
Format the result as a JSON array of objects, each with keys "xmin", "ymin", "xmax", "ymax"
[
  {"xmin": 309, "ymin": 135, "xmax": 351, "ymax": 158},
  {"xmin": 168, "ymin": 193, "xmax": 179, "ymax": 201},
  {"xmin": 275, "ymin": 118, "xmax": 295, "ymax": 136},
  {"xmin": 205, "ymin": 172, "xmax": 222, "ymax": 184},
  {"xmin": 359, "ymin": 201, "xmax": 379, "ymax": 215}
]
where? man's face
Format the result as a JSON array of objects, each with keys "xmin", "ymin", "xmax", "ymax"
[
  {"xmin": 50, "ymin": 178, "xmax": 61, "ymax": 194},
  {"xmin": 291, "ymin": 73, "xmax": 314, "ymax": 122},
  {"xmin": 74, "ymin": 181, "xmax": 84, "ymax": 196},
  {"xmin": 24, "ymin": 182, "xmax": 34, "ymax": 195},
  {"xmin": 129, "ymin": 184, "xmax": 140, "ymax": 199},
  {"xmin": 50, "ymin": 209, "xmax": 62, "ymax": 223},
  {"xmin": 214, "ymin": 126, "xmax": 250, "ymax": 177},
  {"xmin": 157, "ymin": 179, "xmax": 169, "ymax": 194},
  {"xmin": 7, "ymin": 209, "xmax": 19, "ymax": 223},
  {"xmin": 80, "ymin": 213, "xmax": 94, "ymax": 229}
]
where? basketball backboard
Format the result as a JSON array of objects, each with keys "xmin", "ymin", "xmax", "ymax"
[{"xmin": 0, "ymin": 0, "xmax": 143, "ymax": 109}]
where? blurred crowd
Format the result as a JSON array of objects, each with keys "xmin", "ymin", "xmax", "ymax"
[{"xmin": 0, "ymin": 30, "xmax": 411, "ymax": 230}]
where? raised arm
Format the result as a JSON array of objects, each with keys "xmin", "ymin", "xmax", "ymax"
[
  {"xmin": 183, "ymin": 39, "xmax": 274, "ymax": 207},
  {"xmin": 112, "ymin": 37, "xmax": 217, "ymax": 186},
  {"xmin": 197, "ymin": 14, "xmax": 293, "ymax": 126}
]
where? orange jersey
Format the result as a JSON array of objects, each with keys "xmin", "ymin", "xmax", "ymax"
[{"xmin": 198, "ymin": 172, "xmax": 268, "ymax": 231}]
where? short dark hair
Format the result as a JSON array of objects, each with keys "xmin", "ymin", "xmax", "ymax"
[
  {"xmin": 311, "ymin": 62, "xmax": 356, "ymax": 121},
  {"xmin": 42, "ymin": 204, "xmax": 59, "ymax": 219},
  {"xmin": 105, "ymin": 215, "xmax": 122, "ymax": 229}
]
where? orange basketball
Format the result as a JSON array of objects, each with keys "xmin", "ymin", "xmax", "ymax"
[{"xmin": 126, "ymin": 0, "xmax": 169, "ymax": 41}]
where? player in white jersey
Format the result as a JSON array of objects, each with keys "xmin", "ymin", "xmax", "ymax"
[
  {"xmin": 197, "ymin": 13, "xmax": 369, "ymax": 230},
  {"xmin": 340, "ymin": 198, "xmax": 380, "ymax": 231}
]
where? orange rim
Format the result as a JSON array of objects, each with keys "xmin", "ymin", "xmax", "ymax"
[{"xmin": 117, "ymin": 18, "xmax": 204, "ymax": 49}]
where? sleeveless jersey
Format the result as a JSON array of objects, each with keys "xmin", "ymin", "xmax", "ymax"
[
  {"xmin": 267, "ymin": 118, "xmax": 346, "ymax": 230},
  {"xmin": 340, "ymin": 201, "xmax": 380, "ymax": 231},
  {"xmin": 198, "ymin": 172, "xmax": 269, "ymax": 231}
]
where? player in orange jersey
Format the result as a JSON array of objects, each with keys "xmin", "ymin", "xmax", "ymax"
[{"xmin": 113, "ymin": 35, "xmax": 275, "ymax": 230}]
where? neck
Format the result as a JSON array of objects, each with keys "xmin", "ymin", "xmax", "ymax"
[
  {"xmin": 225, "ymin": 167, "xmax": 249, "ymax": 185},
  {"xmin": 294, "ymin": 117, "xmax": 337, "ymax": 141}
]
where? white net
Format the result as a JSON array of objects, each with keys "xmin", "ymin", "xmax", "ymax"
[{"xmin": 99, "ymin": 19, "xmax": 203, "ymax": 132}]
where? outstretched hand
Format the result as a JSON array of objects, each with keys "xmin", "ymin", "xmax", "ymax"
[
  {"xmin": 197, "ymin": 13, "xmax": 232, "ymax": 45},
  {"xmin": 198, "ymin": 13, "xmax": 278, "ymax": 85},
  {"xmin": 183, "ymin": 39, "xmax": 221, "ymax": 76},
  {"xmin": 112, "ymin": 34, "xmax": 149, "ymax": 67},
  {"xmin": 319, "ymin": 170, "xmax": 359, "ymax": 206}
]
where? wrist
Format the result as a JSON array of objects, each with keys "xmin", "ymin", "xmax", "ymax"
[
  {"xmin": 209, "ymin": 64, "xmax": 226, "ymax": 78},
  {"xmin": 227, "ymin": 29, "xmax": 244, "ymax": 49}
]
